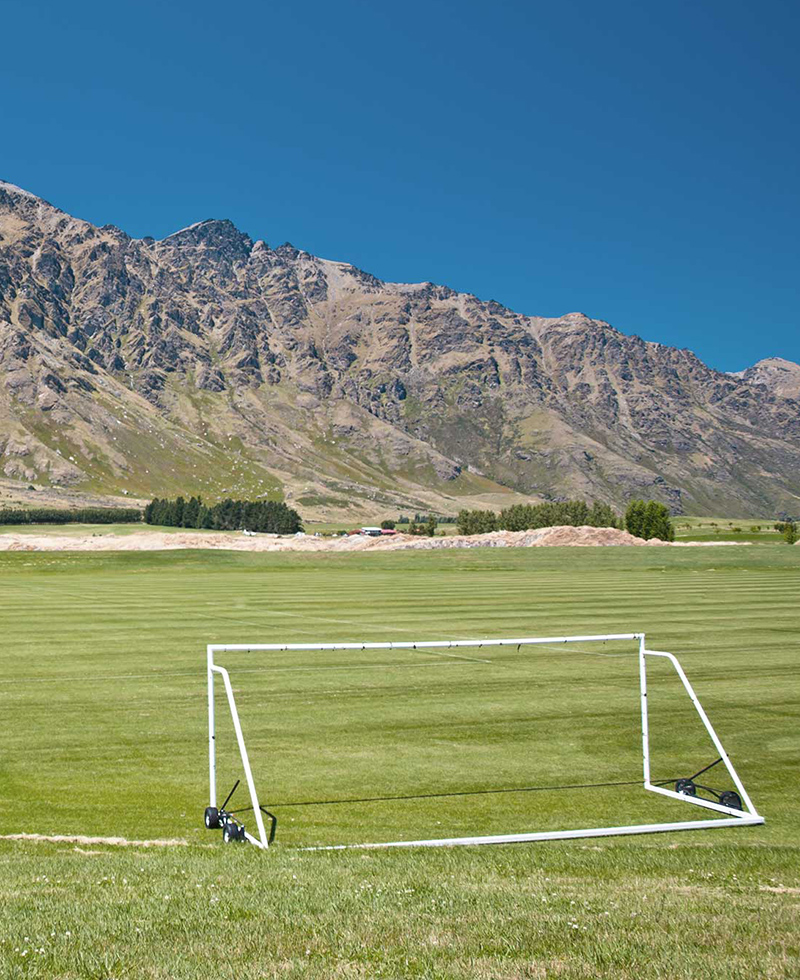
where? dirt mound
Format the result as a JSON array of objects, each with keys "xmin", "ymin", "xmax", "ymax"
[
  {"xmin": 386, "ymin": 525, "xmax": 667, "ymax": 550},
  {"xmin": 0, "ymin": 524, "xmax": 669, "ymax": 552}
]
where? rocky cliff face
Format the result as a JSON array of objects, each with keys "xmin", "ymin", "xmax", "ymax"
[
  {"xmin": 732, "ymin": 357, "xmax": 800, "ymax": 401},
  {"xmin": 1, "ymin": 179, "xmax": 799, "ymax": 518}
]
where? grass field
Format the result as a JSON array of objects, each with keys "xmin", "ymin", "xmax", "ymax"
[
  {"xmin": 1, "ymin": 546, "xmax": 798, "ymax": 978},
  {"xmin": 673, "ymin": 517, "xmax": 786, "ymax": 544}
]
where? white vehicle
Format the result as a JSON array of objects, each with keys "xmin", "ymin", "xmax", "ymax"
[{"xmin": 360, "ymin": 526, "xmax": 383, "ymax": 536}]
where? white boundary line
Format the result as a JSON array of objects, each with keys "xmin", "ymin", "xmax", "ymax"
[{"xmin": 207, "ymin": 633, "xmax": 764, "ymax": 851}]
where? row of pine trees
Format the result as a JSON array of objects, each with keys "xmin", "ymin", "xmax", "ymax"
[
  {"xmin": 144, "ymin": 496, "xmax": 303, "ymax": 534},
  {"xmin": 456, "ymin": 499, "xmax": 621, "ymax": 536},
  {"xmin": 456, "ymin": 498, "xmax": 674, "ymax": 541},
  {"xmin": 0, "ymin": 507, "xmax": 142, "ymax": 525}
]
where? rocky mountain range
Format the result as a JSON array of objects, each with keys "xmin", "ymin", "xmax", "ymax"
[{"xmin": 1, "ymin": 179, "xmax": 799, "ymax": 519}]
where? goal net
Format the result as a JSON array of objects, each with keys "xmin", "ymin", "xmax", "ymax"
[{"xmin": 204, "ymin": 633, "xmax": 763, "ymax": 849}]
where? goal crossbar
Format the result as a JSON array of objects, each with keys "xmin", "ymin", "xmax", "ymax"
[{"xmin": 206, "ymin": 633, "xmax": 764, "ymax": 850}]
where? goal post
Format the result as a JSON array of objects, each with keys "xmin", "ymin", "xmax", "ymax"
[{"xmin": 205, "ymin": 633, "xmax": 764, "ymax": 850}]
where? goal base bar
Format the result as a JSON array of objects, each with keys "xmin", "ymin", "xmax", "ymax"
[{"xmin": 303, "ymin": 814, "xmax": 765, "ymax": 851}]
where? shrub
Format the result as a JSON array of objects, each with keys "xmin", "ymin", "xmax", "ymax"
[
  {"xmin": 380, "ymin": 520, "xmax": 396, "ymax": 530},
  {"xmin": 783, "ymin": 522, "xmax": 798, "ymax": 545},
  {"xmin": 625, "ymin": 500, "xmax": 674, "ymax": 542}
]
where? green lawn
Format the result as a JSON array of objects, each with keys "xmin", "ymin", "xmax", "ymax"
[
  {"xmin": 674, "ymin": 516, "xmax": 785, "ymax": 543},
  {"xmin": 0, "ymin": 522, "xmax": 208, "ymax": 537},
  {"xmin": 1, "ymin": 546, "xmax": 798, "ymax": 978}
]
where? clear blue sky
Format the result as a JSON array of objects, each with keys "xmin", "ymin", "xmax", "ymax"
[{"xmin": 2, "ymin": 0, "xmax": 798, "ymax": 371}]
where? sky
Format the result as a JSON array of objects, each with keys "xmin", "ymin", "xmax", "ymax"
[{"xmin": 2, "ymin": 0, "xmax": 798, "ymax": 371}]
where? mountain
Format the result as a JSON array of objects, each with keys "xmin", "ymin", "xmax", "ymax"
[
  {"xmin": 1, "ymin": 180, "xmax": 799, "ymax": 519},
  {"xmin": 731, "ymin": 357, "xmax": 800, "ymax": 401}
]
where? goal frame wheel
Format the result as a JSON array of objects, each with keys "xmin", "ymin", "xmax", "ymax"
[
  {"xmin": 719, "ymin": 790, "xmax": 742, "ymax": 811},
  {"xmin": 223, "ymin": 819, "xmax": 245, "ymax": 843}
]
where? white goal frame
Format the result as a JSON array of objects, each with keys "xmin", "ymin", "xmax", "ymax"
[{"xmin": 206, "ymin": 633, "xmax": 764, "ymax": 850}]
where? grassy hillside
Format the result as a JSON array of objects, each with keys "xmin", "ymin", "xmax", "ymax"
[{"xmin": 1, "ymin": 547, "xmax": 798, "ymax": 977}]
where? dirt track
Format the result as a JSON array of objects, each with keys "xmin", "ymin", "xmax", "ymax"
[
  {"xmin": 0, "ymin": 525, "xmax": 747, "ymax": 552},
  {"xmin": 0, "ymin": 832, "xmax": 187, "ymax": 847}
]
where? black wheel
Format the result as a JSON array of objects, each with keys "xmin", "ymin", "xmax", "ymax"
[
  {"xmin": 675, "ymin": 778, "xmax": 697, "ymax": 796},
  {"xmin": 204, "ymin": 806, "xmax": 220, "ymax": 829},
  {"xmin": 223, "ymin": 820, "xmax": 243, "ymax": 843},
  {"xmin": 719, "ymin": 790, "xmax": 742, "ymax": 810}
]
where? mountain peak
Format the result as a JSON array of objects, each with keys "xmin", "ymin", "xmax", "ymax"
[
  {"xmin": 0, "ymin": 180, "xmax": 41, "ymax": 200},
  {"xmin": 735, "ymin": 356, "xmax": 800, "ymax": 400},
  {"xmin": 158, "ymin": 218, "xmax": 254, "ymax": 263},
  {"xmin": 162, "ymin": 217, "xmax": 251, "ymax": 248},
  {"xmin": 0, "ymin": 181, "xmax": 62, "ymax": 215}
]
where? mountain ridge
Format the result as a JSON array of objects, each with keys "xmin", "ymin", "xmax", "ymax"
[{"xmin": 1, "ymin": 180, "xmax": 799, "ymax": 519}]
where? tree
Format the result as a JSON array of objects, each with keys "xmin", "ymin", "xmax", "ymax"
[
  {"xmin": 183, "ymin": 496, "xmax": 201, "ymax": 528},
  {"xmin": 499, "ymin": 504, "xmax": 535, "ymax": 531},
  {"xmin": 625, "ymin": 500, "xmax": 647, "ymax": 538},
  {"xmin": 645, "ymin": 501, "xmax": 674, "ymax": 541},
  {"xmin": 784, "ymin": 521, "xmax": 798, "ymax": 545},
  {"xmin": 588, "ymin": 501, "xmax": 619, "ymax": 529},
  {"xmin": 457, "ymin": 509, "xmax": 498, "ymax": 535},
  {"xmin": 626, "ymin": 500, "xmax": 673, "ymax": 541},
  {"xmin": 566, "ymin": 499, "xmax": 589, "ymax": 526},
  {"xmin": 381, "ymin": 520, "xmax": 396, "ymax": 530},
  {"xmin": 424, "ymin": 515, "xmax": 437, "ymax": 536}
]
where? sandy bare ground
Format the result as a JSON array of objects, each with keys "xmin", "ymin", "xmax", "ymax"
[
  {"xmin": 0, "ymin": 525, "xmax": 751, "ymax": 552},
  {"xmin": 0, "ymin": 832, "xmax": 187, "ymax": 847}
]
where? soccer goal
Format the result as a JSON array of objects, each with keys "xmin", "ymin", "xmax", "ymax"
[{"xmin": 203, "ymin": 633, "xmax": 764, "ymax": 849}]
